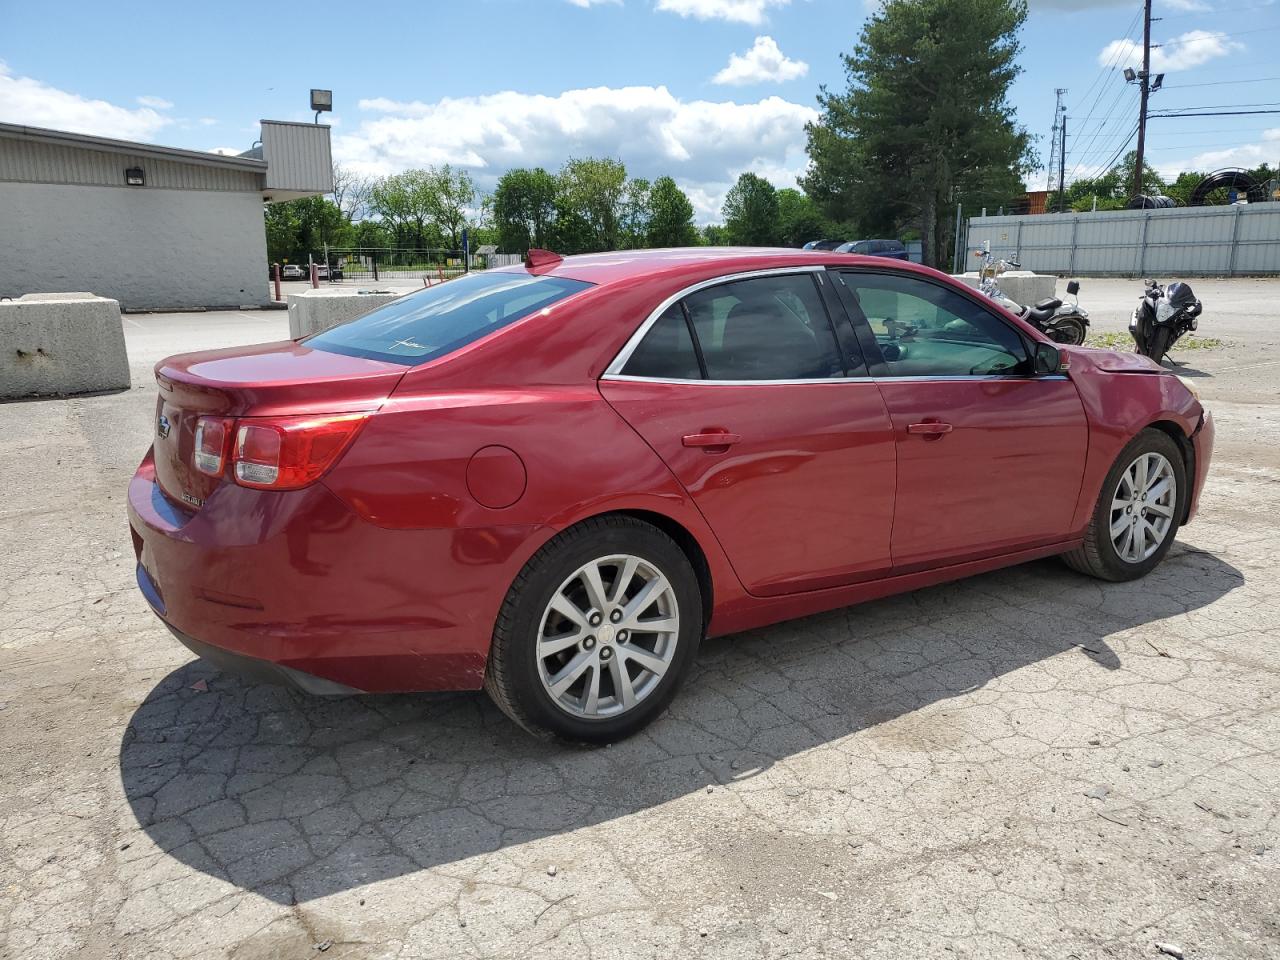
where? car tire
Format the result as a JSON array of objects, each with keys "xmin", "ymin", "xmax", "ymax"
[
  {"xmin": 1062, "ymin": 428, "xmax": 1187, "ymax": 582},
  {"xmin": 484, "ymin": 515, "xmax": 703, "ymax": 744}
]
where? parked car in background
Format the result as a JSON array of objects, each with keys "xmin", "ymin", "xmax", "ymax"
[
  {"xmin": 835, "ymin": 239, "xmax": 910, "ymax": 259},
  {"xmin": 802, "ymin": 239, "xmax": 845, "ymax": 251},
  {"xmin": 129, "ymin": 247, "xmax": 1212, "ymax": 744},
  {"xmin": 281, "ymin": 264, "xmax": 305, "ymax": 280}
]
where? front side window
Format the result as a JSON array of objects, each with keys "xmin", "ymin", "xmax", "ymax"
[
  {"xmin": 307, "ymin": 271, "xmax": 593, "ymax": 365},
  {"xmin": 839, "ymin": 272, "xmax": 1029, "ymax": 377},
  {"xmin": 682, "ymin": 274, "xmax": 844, "ymax": 381}
]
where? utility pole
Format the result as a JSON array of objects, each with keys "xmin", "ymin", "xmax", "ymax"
[
  {"xmin": 1059, "ymin": 113, "xmax": 1068, "ymax": 214},
  {"xmin": 1133, "ymin": 0, "xmax": 1153, "ymax": 197}
]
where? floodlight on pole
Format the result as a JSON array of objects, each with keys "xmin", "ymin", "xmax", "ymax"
[{"xmin": 310, "ymin": 89, "xmax": 333, "ymax": 124}]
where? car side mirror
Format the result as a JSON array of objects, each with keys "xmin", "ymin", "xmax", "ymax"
[
  {"xmin": 1066, "ymin": 280, "xmax": 1080, "ymax": 295},
  {"xmin": 1033, "ymin": 341, "xmax": 1061, "ymax": 375}
]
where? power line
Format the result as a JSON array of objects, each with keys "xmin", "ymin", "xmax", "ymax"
[
  {"xmin": 1161, "ymin": 76, "xmax": 1280, "ymax": 89},
  {"xmin": 1066, "ymin": 86, "xmax": 1139, "ymax": 181},
  {"xmin": 1155, "ymin": 24, "xmax": 1280, "ymax": 47},
  {"xmin": 1150, "ymin": 101, "xmax": 1280, "ymax": 111},
  {"xmin": 1150, "ymin": 108, "xmax": 1280, "ymax": 117},
  {"xmin": 1070, "ymin": 120, "xmax": 1141, "ymax": 184},
  {"xmin": 1067, "ymin": 7, "xmax": 1144, "ymax": 116}
]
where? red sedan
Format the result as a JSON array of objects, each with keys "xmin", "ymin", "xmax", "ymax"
[{"xmin": 128, "ymin": 248, "xmax": 1214, "ymax": 742}]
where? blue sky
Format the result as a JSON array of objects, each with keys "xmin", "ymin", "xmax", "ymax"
[{"xmin": 2, "ymin": 0, "xmax": 1276, "ymax": 221}]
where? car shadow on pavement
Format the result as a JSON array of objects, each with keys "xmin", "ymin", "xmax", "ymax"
[{"xmin": 118, "ymin": 543, "xmax": 1242, "ymax": 905}]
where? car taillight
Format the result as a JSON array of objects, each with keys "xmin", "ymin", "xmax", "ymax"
[
  {"xmin": 232, "ymin": 412, "xmax": 370, "ymax": 490},
  {"xmin": 193, "ymin": 417, "xmax": 233, "ymax": 476}
]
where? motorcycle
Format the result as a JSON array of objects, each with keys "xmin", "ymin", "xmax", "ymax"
[
  {"xmin": 972, "ymin": 246, "xmax": 1090, "ymax": 345},
  {"xmin": 1130, "ymin": 279, "xmax": 1203, "ymax": 364}
]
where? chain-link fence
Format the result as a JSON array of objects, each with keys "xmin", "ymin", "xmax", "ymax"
[{"xmin": 317, "ymin": 248, "xmax": 468, "ymax": 283}]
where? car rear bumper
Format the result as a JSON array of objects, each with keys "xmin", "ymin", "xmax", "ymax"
[
  {"xmin": 127, "ymin": 448, "xmax": 542, "ymax": 693},
  {"xmin": 159, "ymin": 612, "xmax": 362, "ymax": 695}
]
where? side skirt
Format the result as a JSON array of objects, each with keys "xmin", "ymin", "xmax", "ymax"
[{"xmin": 707, "ymin": 539, "xmax": 1083, "ymax": 638}]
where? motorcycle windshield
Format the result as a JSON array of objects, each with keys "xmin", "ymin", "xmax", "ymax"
[
  {"xmin": 1156, "ymin": 300, "xmax": 1177, "ymax": 323},
  {"xmin": 1166, "ymin": 281, "xmax": 1197, "ymax": 308}
]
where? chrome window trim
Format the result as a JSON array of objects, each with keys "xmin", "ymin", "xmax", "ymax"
[
  {"xmin": 599, "ymin": 373, "xmax": 1071, "ymax": 386},
  {"xmin": 604, "ymin": 265, "xmax": 827, "ymax": 377}
]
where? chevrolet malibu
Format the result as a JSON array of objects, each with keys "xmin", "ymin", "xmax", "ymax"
[{"xmin": 128, "ymin": 248, "xmax": 1214, "ymax": 742}]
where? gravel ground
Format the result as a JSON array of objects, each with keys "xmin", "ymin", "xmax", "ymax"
[{"xmin": 1, "ymin": 278, "xmax": 1277, "ymax": 960}]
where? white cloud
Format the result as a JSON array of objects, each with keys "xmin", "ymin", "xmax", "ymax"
[
  {"xmin": 136, "ymin": 95, "xmax": 173, "ymax": 109},
  {"xmin": 197, "ymin": 117, "xmax": 217, "ymax": 126},
  {"xmin": 0, "ymin": 62, "xmax": 172, "ymax": 141},
  {"xmin": 656, "ymin": 0, "xmax": 791, "ymax": 25},
  {"xmin": 712, "ymin": 36, "xmax": 808, "ymax": 85},
  {"xmin": 1190, "ymin": 128, "xmax": 1280, "ymax": 170},
  {"xmin": 1161, "ymin": 0, "xmax": 1211, "ymax": 10},
  {"xmin": 209, "ymin": 147, "xmax": 243, "ymax": 156},
  {"xmin": 1097, "ymin": 29, "xmax": 1242, "ymax": 72},
  {"xmin": 336, "ymin": 84, "xmax": 817, "ymax": 223}
]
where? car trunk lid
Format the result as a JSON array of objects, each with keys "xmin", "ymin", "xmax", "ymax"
[{"xmin": 152, "ymin": 340, "xmax": 408, "ymax": 510}]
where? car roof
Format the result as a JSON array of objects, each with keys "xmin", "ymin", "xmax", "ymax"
[{"xmin": 491, "ymin": 246, "xmax": 907, "ymax": 286}]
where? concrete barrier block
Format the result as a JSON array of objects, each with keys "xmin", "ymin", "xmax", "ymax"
[
  {"xmin": 1, "ymin": 293, "xmax": 130, "ymax": 399},
  {"xmin": 952, "ymin": 272, "xmax": 1057, "ymax": 306},
  {"xmin": 287, "ymin": 289, "xmax": 404, "ymax": 339}
]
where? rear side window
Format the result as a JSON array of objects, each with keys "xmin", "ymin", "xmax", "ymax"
[
  {"xmin": 622, "ymin": 304, "xmax": 702, "ymax": 380},
  {"xmin": 306, "ymin": 272, "xmax": 592, "ymax": 365}
]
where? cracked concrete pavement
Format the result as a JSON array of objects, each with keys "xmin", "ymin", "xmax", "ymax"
[{"xmin": 1, "ymin": 279, "xmax": 1278, "ymax": 959}]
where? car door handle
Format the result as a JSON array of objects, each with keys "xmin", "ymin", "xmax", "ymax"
[
  {"xmin": 907, "ymin": 421, "xmax": 953, "ymax": 437},
  {"xmin": 682, "ymin": 431, "xmax": 742, "ymax": 449}
]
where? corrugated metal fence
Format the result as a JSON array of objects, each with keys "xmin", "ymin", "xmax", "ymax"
[{"xmin": 964, "ymin": 204, "xmax": 1280, "ymax": 277}]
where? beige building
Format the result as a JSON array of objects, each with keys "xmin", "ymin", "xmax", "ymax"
[{"xmin": 1, "ymin": 120, "xmax": 333, "ymax": 310}]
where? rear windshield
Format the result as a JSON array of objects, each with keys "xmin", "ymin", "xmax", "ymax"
[{"xmin": 306, "ymin": 271, "xmax": 593, "ymax": 365}]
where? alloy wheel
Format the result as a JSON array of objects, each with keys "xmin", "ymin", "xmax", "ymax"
[
  {"xmin": 1110, "ymin": 452, "xmax": 1177, "ymax": 563},
  {"xmin": 536, "ymin": 554, "xmax": 680, "ymax": 719}
]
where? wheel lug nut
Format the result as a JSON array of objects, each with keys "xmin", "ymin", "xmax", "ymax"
[
  {"xmin": 600, "ymin": 647, "xmax": 613, "ymax": 661},
  {"xmin": 610, "ymin": 609, "xmax": 622, "ymax": 623},
  {"xmin": 589, "ymin": 613, "xmax": 602, "ymax": 627},
  {"xmin": 617, "ymin": 630, "xmax": 628, "ymax": 643},
  {"xmin": 583, "ymin": 636, "xmax": 596, "ymax": 650}
]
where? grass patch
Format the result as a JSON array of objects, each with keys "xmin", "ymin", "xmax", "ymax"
[
  {"xmin": 1085, "ymin": 331, "xmax": 1131, "ymax": 350},
  {"xmin": 1173, "ymin": 335, "xmax": 1224, "ymax": 351},
  {"xmin": 1084, "ymin": 331, "xmax": 1224, "ymax": 352}
]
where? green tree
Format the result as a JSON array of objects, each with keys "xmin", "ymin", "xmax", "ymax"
[
  {"xmin": 647, "ymin": 176, "xmax": 699, "ymax": 247},
  {"xmin": 619, "ymin": 178, "xmax": 653, "ymax": 249},
  {"xmin": 369, "ymin": 170, "xmax": 431, "ymax": 249},
  {"xmin": 722, "ymin": 173, "xmax": 781, "ymax": 246},
  {"xmin": 426, "ymin": 164, "xmax": 476, "ymax": 250},
  {"xmin": 1163, "ymin": 171, "xmax": 1203, "ymax": 207},
  {"xmin": 263, "ymin": 197, "xmax": 350, "ymax": 264},
  {"xmin": 775, "ymin": 188, "xmax": 830, "ymax": 247},
  {"xmin": 700, "ymin": 223, "xmax": 729, "ymax": 246},
  {"xmin": 557, "ymin": 157, "xmax": 628, "ymax": 252},
  {"xmin": 802, "ymin": 0, "xmax": 1034, "ymax": 267},
  {"xmin": 1111, "ymin": 150, "xmax": 1165, "ymax": 200},
  {"xmin": 351, "ymin": 218, "xmax": 393, "ymax": 248},
  {"xmin": 493, "ymin": 167, "xmax": 558, "ymax": 253}
]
